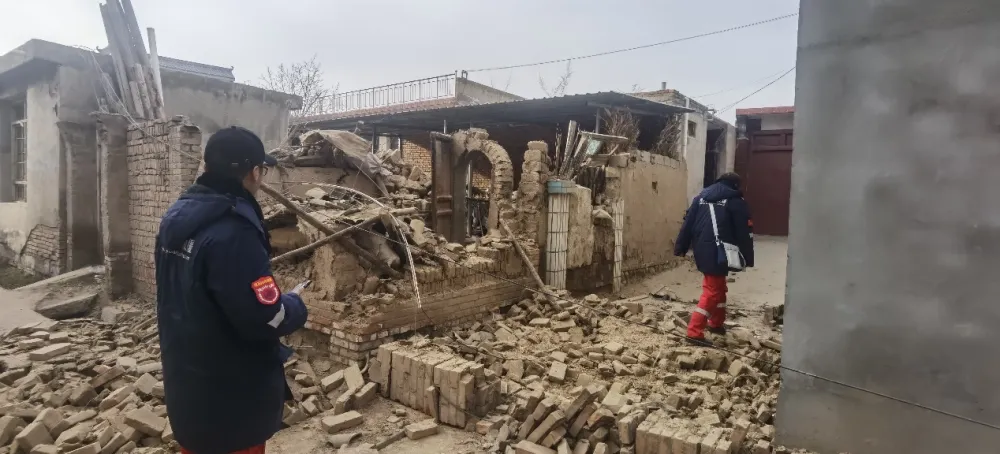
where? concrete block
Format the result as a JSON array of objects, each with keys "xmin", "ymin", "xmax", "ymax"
[
  {"xmin": 15, "ymin": 422, "xmax": 53, "ymax": 452},
  {"xmin": 334, "ymin": 390, "xmax": 354, "ymax": 414},
  {"xmin": 99, "ymin": 386, "xmax": 134, "ymax": 411},
  {"xmin": 514, "ymin": 440, "xmax": 557, "ymax": 454},
  {"xmin": 35, "ymin": 294, "xmax": 98, "ymax": 320},
  {"xmin": 353, "ymin": 383, "xmax": 377, "ymax": 407},
  {"xmin": 527, "ymin": 410, "xmax": 565, "ymax": 444},
  {"xmin": 0, "ymin": 417, "xmax": 26, "ymax": 447},
  {"xmin": 404, "ymin": 420, "xmax": 439, "ymax": 440},
  {"xmin": 30, "ymin": 445, "xmax": 59, "ymax": 454},
  {"xmin": 322, "ymin": 411, "xmax": 363, "ymax": 434},
  {"xmin": 547, "ymin": 362, "xmax": 567, "ymax": 384},
  {"xmin": 66, "ymin": 442, "xmax": 101, "ymax": 454},
  {"xmin": 90, "ymin": 366, "xmax": 125, "ymax": 389},
  {"xmin": 320, "ymin": 371, "xmax": 344, "ymax": 393},
  {"xmin": 35, "ymin": 409, "xmax": 68, "ymax": 437},
  {"xmin": 69, "ymin": 384, "xmax": 98, "ymax": 407},
  {"xmin": 343, "ymin": 363, "xmax": 365, "ymax": 390},
  {"xmin": 134, "ymin": 374, "xmax": 157, "ymax": 397},
  {"xmin": 99, "ymin": 433, "xmax": 127, "ymax": 454},
  {"xmin": 124, "ymin": 408, "xmax": 166, "ymax": 437},
  {"xmin": 28, "ymin": 344, "xmax": 72, "ymax": 362}
]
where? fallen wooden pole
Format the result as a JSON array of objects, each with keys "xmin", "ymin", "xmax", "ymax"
[
  {"xmin": 271, "ymin": 207, "xmax": 417, "ymax": 265},
  {"xmin": 260, "ymin": 183, "xmax": 402, "ymax": 279},
  {"xmin": 499, "ymin": 220, "xmax": 558, "ymax": 308}
]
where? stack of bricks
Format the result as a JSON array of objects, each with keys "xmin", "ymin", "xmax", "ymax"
[
  {"xmin": 516, "ymin": 141, "xmax": 551, "ymax": 238},
  {"xmin": 21, "ymin": 224, "xmax": 64, "ymax": 276},
  {"xmin": 126, "ymin": 117, "xmax": 201, "ymax": 300},
  {"xmin": 373, "ymin": 342, "xmax": 500, "ymax": 429},
  {"xmin": 635, "ymin": 410, "xmax": 742, "ymax": 454}
]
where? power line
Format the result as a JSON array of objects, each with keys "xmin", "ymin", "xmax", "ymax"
[
  {"xmin": 465, "ymin": 13, "xmax": 799, "ymax": 73},
  {"xmin": 691, "ymin": 69, "xmax": 792, "ymax": 99},
  {"xmin": 716, "ymin": 66, "xmax": 796, "ymax": 114}
]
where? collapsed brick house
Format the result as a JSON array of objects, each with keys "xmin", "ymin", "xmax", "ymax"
[
  {"xmin": 272, "ymin": 90, "xmax": 737, "ymax": 365},
  {"xmin": 0, "ymin": 39, "xmax": 301, "ymax": 276}
]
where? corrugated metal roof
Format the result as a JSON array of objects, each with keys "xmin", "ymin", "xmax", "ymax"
[
  {"xmin": 292, "ymin": 91, "xmax": 694, "ymax": 131},
  {"xmin": 736, "ymin": 105, "xmax": 795, "ymax": 116}
]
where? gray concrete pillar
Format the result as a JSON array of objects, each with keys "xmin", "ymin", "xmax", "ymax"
[
  {"xmin": 778, "ymin": 1, "xmax": 1000, "ymax": 453},
  {"xmin": 59, "ymin": 121, "xmax": 101, "ymax": 271},
  {"xmin": 95, "ymin": 114, "xmax": 133, "ymax": 300}
]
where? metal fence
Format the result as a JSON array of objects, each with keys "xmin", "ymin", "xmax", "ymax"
[{"xmin": 324, "ymin": 74, "xmax": 456, "ymax": 114}]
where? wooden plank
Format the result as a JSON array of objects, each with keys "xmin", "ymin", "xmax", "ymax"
[{"xmin": 99, "ymin": 3, "xmax": 139, "ymax": 117}]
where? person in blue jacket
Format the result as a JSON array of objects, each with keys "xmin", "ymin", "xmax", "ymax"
[
  {"xmin": 155, "ymin": 126, "xmax": 309, "ymax": 454},
  {"xmin": 674, "ymin": 172, "xmax": 755, "ymax": 346}
]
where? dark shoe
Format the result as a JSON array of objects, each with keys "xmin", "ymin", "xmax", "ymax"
[
  {"xmin": 707, "ymin": 326, "xmax": 727, "ymax": 336},
  {"xmin": 686, "ymin": 336, "xmax": 713, "ymax": 347}
]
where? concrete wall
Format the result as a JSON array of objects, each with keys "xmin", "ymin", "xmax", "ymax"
[
  {"xmin": 760, "ymin": 113, "xmax": 794, "ymax": 131},
  {"xmin": 683, "ymin": 112, "xmax": 709, "ymax": 201},
  {"xmin": 161, "ymin": 70, "xmax": 298, "ymax": 149},
  {"xmin": 0, "ymin": 67, "xmax": 64, "ymax": 274},
  {"xmin": 777, "ymin": 2, "xmax": 1000, "ymax": 453},
  {"xmin": 455, "ymin": 78, "xmax": 523, "ymax": 105},
  {"xmin": 621, "ymin": 151, "xmax": 687, "ymax": 275}
]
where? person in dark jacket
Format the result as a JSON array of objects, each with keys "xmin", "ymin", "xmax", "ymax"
[
  {"xmin": 156, "ymin": 126, "xmax": 309, "ymax": 454},
  {"xmin": 674, "ymin": 172, "xmax": 754, "ymax": 345}
]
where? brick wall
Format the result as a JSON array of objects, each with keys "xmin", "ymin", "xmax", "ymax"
[
  {"xmin": 127, "ymin": 118, "xmax": 202, "ymax": 300},
  {"xmin": 301, "ymin": 240, "xmax": 539, "ymax": 366},
  {"xmin": 22, "ymin": 224, "xmax": 63, "ymax": 276},
  {"xmin": 401, "ymin": 133, "xmax": 433, "ymax": 177}
]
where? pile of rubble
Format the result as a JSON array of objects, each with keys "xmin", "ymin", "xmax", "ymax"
[
  {"xmin": 0, "ymin": 312, "xmax": 388, "ymax": 454},
  {"xmin": 268, "ymin": 129, "xmax": 431, "ymax": 205},
  {"xmin": 399, "ymin": 289, "xmax": 789, "ymax": 454}
]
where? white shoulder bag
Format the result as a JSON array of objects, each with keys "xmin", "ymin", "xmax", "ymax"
[{"xmin": 704, "ymin": 200, "xmax": 745, "ymax": 271}]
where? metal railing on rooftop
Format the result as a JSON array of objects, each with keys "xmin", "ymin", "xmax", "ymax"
[{"xmin": 322, "ymin": 74, "xmax": 457, "ymax": 115}]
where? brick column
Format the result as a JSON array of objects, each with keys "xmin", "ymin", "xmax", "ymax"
[
  {"xmin": 126, "ymin": 117, "xmax": 201, "ymax": 300},
  {"xmin": 545, "ymin": 180, "xmax": 572, "ymax": 289}
]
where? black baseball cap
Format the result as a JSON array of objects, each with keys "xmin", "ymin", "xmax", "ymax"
[{"xmin": 204, "ymin": 126, "xmax": 277, "ymax": 177}]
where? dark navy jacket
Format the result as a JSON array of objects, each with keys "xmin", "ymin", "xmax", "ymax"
[
  {"xmin": 674, "ymin": 182, "xmax": 755, "ymax": 276},
  {"xmin": 155, "ymin": 184, "xmax": 308, "ymax": 454}
]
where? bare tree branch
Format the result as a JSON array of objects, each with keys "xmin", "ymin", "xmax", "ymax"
[
  {"xmin": 538, "ymin": 61, "xmax": 573, "ymax": 97},
  {"xmin": 260, "ymin": 55, "xmax": 335, "ymax": 117}
]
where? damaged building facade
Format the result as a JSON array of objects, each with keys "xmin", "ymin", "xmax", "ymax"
[
  {"xmin": 276, "ymin": 89, "xmax": 735, "ymax": 365},
  {"xmin": 0, "ymin": 39, "xmax": 301, "ymax": 276}
]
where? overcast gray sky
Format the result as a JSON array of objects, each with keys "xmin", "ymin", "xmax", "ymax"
[{"xmin": 2, "ymin": 0, "xmax": 799, "ymax": 121}]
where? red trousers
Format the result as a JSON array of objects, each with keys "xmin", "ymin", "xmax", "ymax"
[
  {"xmin": 180, "ymin": 444, "xmax": 265, "ymax": 454},
  {"xmin": 687, "ymin": 274, "xmax": 728, "ymax": 339}
]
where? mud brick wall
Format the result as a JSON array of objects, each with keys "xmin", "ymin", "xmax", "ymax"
[
  {"xmin": 126, "ymin": 118, "xmax": 202, "ymax": 300},
  {"xmin": 22, "ymin": 224, "xmax": 64, "ymax": 276}
]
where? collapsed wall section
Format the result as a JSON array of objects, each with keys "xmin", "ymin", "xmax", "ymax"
[
  {"xmin": 126, "ymin": 118, "xmax": 201, "ymax": 300},
  {"xmin": 372, "ymin": 342, "xmax": 501, "ymax": 429}
]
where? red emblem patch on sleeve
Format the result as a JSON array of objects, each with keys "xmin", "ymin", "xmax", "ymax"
[{"xmin": 251, "ymin": 276, "xmax": 280, "ymax": 305}]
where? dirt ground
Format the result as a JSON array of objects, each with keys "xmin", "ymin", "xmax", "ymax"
[
  {"xmin": 620, "ymin": 235, "xmax": 787, "ymax": 331},
  {"xmin": 267, "ymin": 237, "xmax": 789, "ymax": 453},
  {"xmin": 0, "ymin": 264, "xmax": 44, "ymax": 290}
]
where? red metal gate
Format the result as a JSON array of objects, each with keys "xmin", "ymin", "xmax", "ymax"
[{"xmin": 744, "ymin": 129, "xmax": 793, "ymax": 236}]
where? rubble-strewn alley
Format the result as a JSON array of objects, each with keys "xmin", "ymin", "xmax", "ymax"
[{"xmin": 0, "ymin": 271, "xmax": 796, "ymax": 454}]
